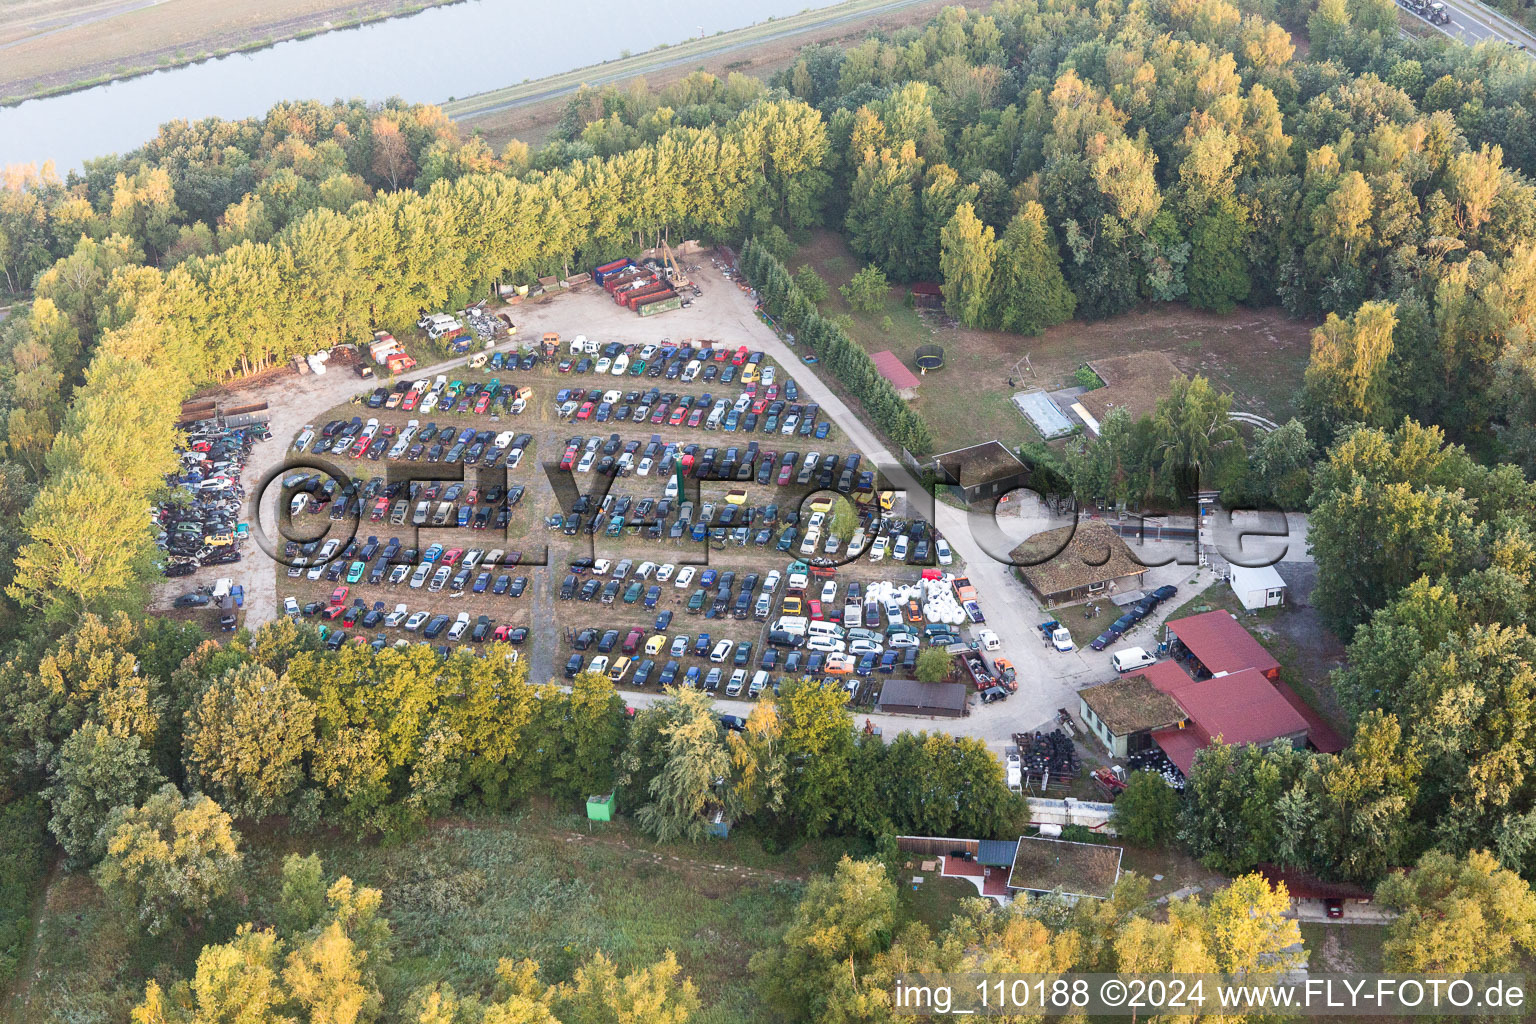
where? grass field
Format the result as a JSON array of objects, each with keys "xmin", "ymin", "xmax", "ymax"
[
  {"xmin": 7, "ymin": 805, "xmax": 872, "ymax": 1024},
  {"xmin": 789, "ymin": 230, "xmax": 1317, "ymax": 457}
]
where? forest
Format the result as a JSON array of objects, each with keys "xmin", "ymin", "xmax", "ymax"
[{"xmin": 3, "ymin": 0, "xmax": 1536, "ymax": 1016}]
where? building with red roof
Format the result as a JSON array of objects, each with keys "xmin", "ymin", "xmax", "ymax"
[
  {"xmin": 1077, "ymin": 615, "xmax": 1316, "ymax": 775},
  {"xmin": 1165, "ymin": 609, "xmax": 1281, "ymax": 679},
  {"xmin": 870, "ymin": 350, "xmax": 921, "ymax": 398}
]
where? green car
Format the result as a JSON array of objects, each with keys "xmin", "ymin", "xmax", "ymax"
[
  {"xmin": 346, "ymin": 560, "xmax": 366, "ymax": 583},
  {"xmin": 624, "ymin": 580, "xmax": 644, "ymax": 604},
  {"xmin": 629, "ymin": 359, "xmax": 646, "ymax": 376},
  {"xmin": 483, "ymin": 378, "xmax": 501, "ymax": 398},
  {"xmin": 687, "ymin": 588, "xmax": 706, "ymax": 613}
]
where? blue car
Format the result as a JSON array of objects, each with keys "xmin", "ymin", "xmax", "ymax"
[
  {"xmin": 878, "ymin": 650, "xmax": 898, "ymax": 673},
  {"xmin": 815, "ymin": 421, "xmax": 830, "ymax": 439},
  {"xmin": 684, "ymin": 665, "xmax": 701, "ymax": 687},
  {"xmin": 655, "ymin": 609, "xmax": 673, "ymax": 630},
  {"xmin": 457, "ymin": 506, "xmax": 472, "ymax": 527},
  {"xmin": 644, "ymin": 585, "xmax": 661, "ymax": 609},
  {"xmin": 856, "ymin": 652, "xmax": 877, "ymax": 676},
  {"xmin": 472, "ymin": 572, "xmax": 491, "ymax": 593},
  {"xmin": 660, "ymin": 660, "xmax": 678, "ymax": 685},
  {"xmin": 691, "ymin": 521, "xmax": 708, "ymax": 542}
]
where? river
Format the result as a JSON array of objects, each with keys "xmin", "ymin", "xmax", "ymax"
[{"xmin": 2, "ymin": 0, "xmax": 844, "ymax": 174}]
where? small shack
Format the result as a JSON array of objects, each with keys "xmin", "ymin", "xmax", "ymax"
[
  {"xmin": 871, "ymin": 350, "xmax": 921, "ymax": 400},
  {"xmin": 931, "ymin": 440, "xmax": 1030, "ymax": 503},
  {"xmin": 877, "ymin": 679, "xmax": 969, "ymax": 718},
  {"xmin": 910, "ymin": 281, "xmax": 944, "ymax": 308},
  {"xmin": 1013, "ymin": 519, "xmax": 1148, "ymax": 606},
  {"xmin": 586, "ymin": 793, "xmax": 614, "ymax": 822},
  {"xmin": 1007, "ymin": 835, "xmax": 1123, "ymax": 900},
  {"xmin": 1228, "ymin": 563, "xmax": 1288, "ymax": 610}
]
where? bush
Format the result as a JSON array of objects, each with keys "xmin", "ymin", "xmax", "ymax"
[
  {"xmin": 1112, "ymin": 771, "xmax": 1182, "ymax": 846},
  {"xmin": 841, "ymin": 265, "xmax": 889, "ymax": 314},
  {"xmin": 794, "ymin": 264, "xmax": 829, "ymax": 304},
  {"xmin": 1074, "ymin": 365, "xmax": 1105, "ymax": 390}
]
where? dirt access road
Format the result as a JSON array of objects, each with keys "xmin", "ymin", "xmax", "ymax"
[{"xmin": 0, "ymin": 0, "xmax": 455, "ymax": 103}]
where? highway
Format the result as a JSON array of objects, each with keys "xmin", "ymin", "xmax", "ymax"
[{"xmin": 1409, "ymin": 0, "xmax": 1536, "ymax": 50}]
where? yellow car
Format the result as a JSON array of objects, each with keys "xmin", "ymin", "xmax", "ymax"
[{"xmin": 645, "ymin": 634, "xmax": 667, "ymax": 656}]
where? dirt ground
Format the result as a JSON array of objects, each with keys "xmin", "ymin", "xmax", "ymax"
[
  {"xmin": 789, "ymin": 230, "xmax": 1318, "ymax": 456},
  {"xmin": 0, "ymin": 0, "xmax": 455, "ymax": 101}
]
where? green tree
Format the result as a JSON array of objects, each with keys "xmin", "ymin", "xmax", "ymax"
[
  {"xmin": 938, "ymin": 202, "xmax": 995, "ymax": 326},
  {"xmin": 45, "ymin": 721, "xmax": 162, "ymax": 866},
  {"xmin": 840, "ymin": 264, "xmax": 889, "ymax": 314},
  {"xmin": 277, "ymin": 852, "xmax": 328, "ymax": 937},
  {"xmin": 1303, "ymin": 300, "xmax": 1398, "ymax": 430},
  {"xmin": 1112, "ymin": 771, "xmax": 1181, "ymax": 847},
  {"xmin": 94, "ymin": 784, "xmax": 243, "ymax": 936},
  {"xmin": 1149, "ymin": 374, "xmax": 1245, "ymax": 500},
  {"xmin": 1377, "ymin": 849, "xmax": 1536, "ymax": 972},
  {"xmin": 794, "ymin": 264, "xmax": 829, "ymax": 304},
  {"xmin": 777, "ymin": 679, "xmax": 855, "ymax": 835},
  {"xmin": 1247, "ymin": 418, "xmax": 1313, "ymax": 509},
  {"xmin": 988, "ymin": 201, "xmax": 1076, "ymax": 334},
  {"xmin": 631, "ymin": 688, "xmax": 731, "ymax": 843},
  {"xmin": 1186, "ymin": 197, "xmax": 1251, "ymax": 313},
  {"xmin": 183, "ymin": 662, "xmax": 314, "ymax": 821},
  {"xmin": 914, "ymin": 647, "xmax": 951, "ymax": 683},
  {"xmin": 752, "ymin": 856, "xmax": 898, "ymax": 1022}
]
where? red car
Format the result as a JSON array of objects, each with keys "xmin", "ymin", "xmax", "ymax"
[
  {"xmin": 442, "ymin": 547, "xmax": 463, "ymax": 567},
  {"xmin": 402, "ymin": 390, "xmax": 421, "ymax": 411},
  {"xmin": 622, "ymin": 627, "xmax": 645, "ymax": 654},
  {"xmin": 751, "ymin": 398, "xmax": 767, "ymax": 415},
  {"xmin": 808, "ymin": 599, "xmax": 824, "ymax": 620},
  {"xmin": 668, "ymin": 406, "xmax": 688, "ymax": 426},
  {"xmin": 713, "ymin": 347, "xmax": 729, "ymax": 362},
  {"xmin": 322, "ymin": 604, "xmax": 345, "ymax": 621},
  {"xmin": 651, "ymin": 404, "xmax": 669, "ymax": 424},
  {"xmin": 731, "ymin": 346, "xmax": 749, "ymax": 365},
  {"xmin": 687, "ymin": 407, "xmax": 704, "ymax": 428},
  {"xmin": 475, "ymin": 392, "xmax": 491, "ymax": 414},
  {"xmin": 560, "ymin": 446, "xmax": 578, "ymax": 471},
  {"xmin": 330, "ymin": 585, "xmax": 349, "ymax": 606},
  {"xmin": 558, "ymin": 360, "xmax": 573, "ymax": 373},
  {"xmin": 465, "ymin": 488, "xmax": 479, "ymax": 504},
  {"xmin": 577, "ymin": 402, "xmax": 595, "ymax": 420}
]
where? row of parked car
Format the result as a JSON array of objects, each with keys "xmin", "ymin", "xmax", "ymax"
[
  {"xmin": 294, "ymin": 415, "xmax": 534, "ymax": 471},
  {"xmin": 284, "ymin": 470, "xmax": 528, "ymax": 531},
  {"xmin": 559, "ymin": 340, "xmax": 770, "ymax": 386},
  {"xmin": 290, "ymin": 589, "xmax": 529, "ymax": 649},
  {"xmin": 285, "ymin": 534, "xmax": 532, "ymax": 597},
  {"xmin": 558, "ymin": 382, "xmax": 824, "ymax": 439},
  {"xmin": 1088, "ymin": 584, "xmax": 1181, "ymax": 650}
]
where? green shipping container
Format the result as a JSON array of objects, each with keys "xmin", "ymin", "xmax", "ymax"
[{"xmin": 586, "ymin": 793, "xmax": 614, "ymax": 821}]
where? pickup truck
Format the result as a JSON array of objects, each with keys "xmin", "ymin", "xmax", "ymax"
[{"xmin": 1038, "ymin": 620, "xmax": 1075, "ymax": 652}]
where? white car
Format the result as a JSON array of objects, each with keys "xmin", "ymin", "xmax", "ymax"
[
  {"xmin": 404, "ymin": 611, "xmax": 429, "ymax": 631},
  {"xmin": 384, "ymin": 604, "xmax": 409, "ymax": 627},
  {"xmin": 1049, "ymin": 627, "xmax": 1075, "ymax": 653},
  {"xmin": 388, "ymin": 564, "xmax": 410, "ymax": 585},
  {"xmin": 485, "ymin": 549, "xmax": 505, "ymax": 566},
  {"xmin": 637, "ymin": 457, "xmax": 653, "ymax": 476},
  {"xmin": 869, "ymin": 535, "xmax": 889, "ymax": 561},
  {"xmin": 428, "ymin": 565, "xmax": 452, "ymax": 592},
  {"xmin": 602, "ymin": 389, "xmax": 622, "ymax": 404},
  {"xmin": 887, "ymin": 632, "xmax": 920, "ymax": 649},
  {"xmin": 820, "ymin": 580, "xmax": 837, "ymax": 603},
  {"xmin": 656, "ymin": 563, "xmax": 676, "ymax": 582},
  {"xmin": 709, "ymin": 639, "xmax": 733, "ymax": 662},
  {"xmin": 892, "ymin": 535, "xmax": 911, "ymax": 561},
  {"xmin": 463, "ymin": 549, "xmax": 483, "ymax": 569},
  {"xmin": 977, "ymin": 629, "xmax": 1001, "ymax": 651},
  {"xmin": 593, "ymin": 357, "xmax": 611, "ymax": 374},
  {"xmin": 674, "ymin": 566, "xmax": 696, "ymax": 588},
  {"xmin": 506, "ymin": 448, "xmax": 524, "ymax": 469},
  {"xmin": 726, "ymin": 668, "xmax": 747, "ymax": 696},
  {"xmin": 592, "ymin": 558, "xmax": 611, "ymax": 576},
  {"xmin": 577, "ymin": 450, "xmax": 596, "ymax": 473},
  {"xmin": 447, "ymin": 613, "xmax": 471, "ymax": 641},
  {"xmin": 283, "ymin": 596, "xmax": 301, "ymax": 617},
  {"xmin": 410, "ymin": 563, "xmax": 432, "ymax": 588},
  {"xmin": 636, "ymin": 561, "xmax": 656, "ymax": 579},
  {"xmin": 848, "ymin": 638, "xmax": 883, "ymax": 655},
  {"xmin": 293, "ymin": 429, "xmax": 313, "ymax": 451},
  {"xmin": 588, "ymin": 655, "xmax": 609, "ymax": 675},
  {"xmin": 805, "ymin": 635, "xmax": 845, "ymax": 653},
  {"xmin": 936, "ymin": 538, "xmax": 953, "ymax": 565},
  {"xmin": 763, "ymin": 570, "xmax": 781, "ymax": 593}
]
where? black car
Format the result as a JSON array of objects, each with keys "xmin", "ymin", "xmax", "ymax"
[
  {"xmin": 1151, "ymin": 584, "xmax": 1179, "ymax": 602},
  {"xmin": 564, "ymin": 653, "xmax": 583, "ymax": 679},
  {"xmin": 173, "ymin": 592, "xmax": 208, "ymax": 606}
]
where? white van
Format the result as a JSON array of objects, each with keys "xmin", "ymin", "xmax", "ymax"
[
  {"xmin": 806, "ymin": 620, "xmax": 847, "ymax": 642},
  {"xmin": 1112, "ymin": 647, "xmax": 1158, "ymax": 674},
  {"xmin": 726, "ymin": 668, "xmax": 747, "ymax": 696},
  {"xmin": 772, "ymin": 615, "xmax": 809, "ymax": 636}
]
